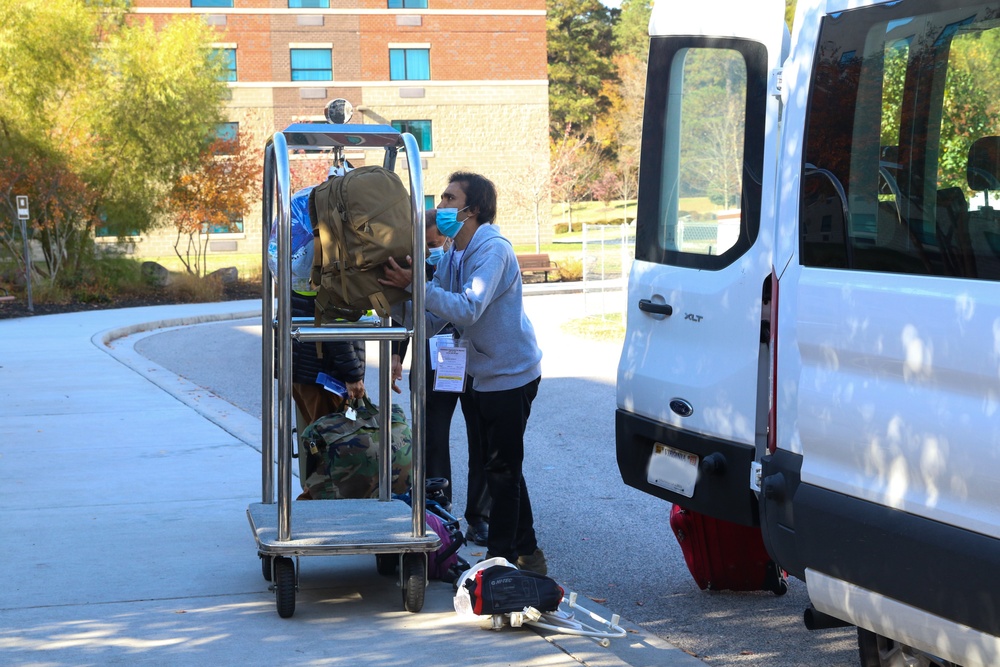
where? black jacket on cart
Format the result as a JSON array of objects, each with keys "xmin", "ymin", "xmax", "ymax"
[{"xmin": 289, "ymin": 291, "xmax": 365, "ymax": 386}]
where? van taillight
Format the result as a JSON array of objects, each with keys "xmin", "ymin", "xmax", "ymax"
[{"xmin": 767, "ymin": 268, "xmax": 779, "ymax": 454}]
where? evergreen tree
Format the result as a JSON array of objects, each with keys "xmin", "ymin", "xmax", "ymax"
[{"xmin": 547, "ymin": 0, "xmax": 616, "ymax": 137}]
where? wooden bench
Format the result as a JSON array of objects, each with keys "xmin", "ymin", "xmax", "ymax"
[{"xmin": 516, "ymin": 253, "xmax": 560, "ymax": 282}]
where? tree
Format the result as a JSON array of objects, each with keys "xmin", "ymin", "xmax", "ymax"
[
  {"xmin": 167, "ymin": 138, "xmax": 257, "ymax": 276},
  {"xmin": 0, "ymin": 153, "xmax": 100, "ymax": 283},
  {"xmin": 82, "ymin": 18, "xmax": 229, "ymax": 235},
  {"xmin": 550, "ymin": 129, "xmax": 604, "ymax": 232},
  {"xmin": 547, "ymin": 0, "xmax": 616, "ymax": 137},
  {"xmin": 590, "ymin": 168, "xmax": 619, "ymax": 209},
  {"xmin": 608, "ymin": 53, "xmax": 645, "ymax": 221},
  {"xmin": 0, "ymin": 0, "xmax": 228, "ymax": 284},
  {"xmin": 785, "ymin": 0, "xmax": 796, "ymax": 29},
  {"xmin": 677, "ymin": 49, "xmax": 747, "ymax": 208},
  {"xmin": 508, "ymin": 163, "xmax": 551, "ymax": 253},
  {"xmin": 612, "ymin": 0, "xmax": 652, "ymax": 63},
  {"xmin": 289, "ymin": 152, "xmax": 334, "ymax": 195}
]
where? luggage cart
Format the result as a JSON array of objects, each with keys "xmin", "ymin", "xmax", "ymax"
[{"xmin": 247, "ymin": 119, "xmax": 437, "ymax": 618}]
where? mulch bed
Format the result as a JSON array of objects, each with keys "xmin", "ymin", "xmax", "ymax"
[{"xmin": 0, "ymin": 280, "xmax": 263, "ymax": 320}]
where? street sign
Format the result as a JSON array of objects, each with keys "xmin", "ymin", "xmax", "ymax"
[{"xmin": 16, "ymin": 195, "xmax": 29, "ymax": 220}]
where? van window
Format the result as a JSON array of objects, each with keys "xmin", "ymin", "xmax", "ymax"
[
  {"xmin": 800, "ymin": 1, "xmax": 1000, "ymax": 280},
  {"xmin": 636, "ymin": 38, "xmax": 768, "ymax": 270}
]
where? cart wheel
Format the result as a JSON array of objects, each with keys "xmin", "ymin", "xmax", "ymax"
[
  {"xmin": 401, "ymin": 552, "xmax": 426, "ymax": 613},
  {"xmin": 260, "ymin": 553, "xmax": 273, "ymax": 582},
  {"xmin": 376, "ymin": 553, "xmax": 398, "ymax": 576},
  {"xmin": 274, "ymin": 556, "xmax": 296, "ymax": 618}
]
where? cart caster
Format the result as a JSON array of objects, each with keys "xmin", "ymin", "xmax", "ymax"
[
  {"xmin": 401, "ymin": 552, "xmax": 426, "ymax": 613},
  {"xmin": 260, "ymin": 553, "xmax": 273, "ymax": 582},
  {"xmin": 274, "ymin": 556, "xmax": 296, "ymax": 618},
  {"xmin": 376, "ymin": 553, "xmax": 398, "ymax": 576}
]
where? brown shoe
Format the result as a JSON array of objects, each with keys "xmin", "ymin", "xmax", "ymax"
[{"xmin": 516, "ymin": 548, "xmax": 547, "ymax": 576}]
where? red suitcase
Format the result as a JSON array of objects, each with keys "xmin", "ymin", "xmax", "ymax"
[{"xmin": 669, "ymin": 504, "xmax": 787, "ymax": 595}]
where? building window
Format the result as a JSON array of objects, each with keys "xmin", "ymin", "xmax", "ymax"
[
  {"xmin": 289, "ymin": 0, "xmax": 330, "ymax": 7},
  {"xmin": 205, "ymin": 213, "xmax": 244, "ymax": 235},
  {"xmin": 391, "ymin": 120, "xmax": 432, "ymax": 151},
  {"xmin": 291, "ymin": 49, "xmax": 332, "ymax": 81},
  {"xmin": 95, "ymin": 212, "xmax": 139, "ymax": 238},
  {"xmin": 388, "ymin": 0, "xmax": 428, "ymax": 7},
  {"xmin": 191, "ymin": 0, "xmax": 233, "ymax": 7},
  {"xmin": 425, "ymin": 195, "xmax": 434, "ymax": 211},
  {"xmin": 389, "ymin": 48, "xmax": 429, "ymax": 81},
  {"xmin": 213, "ymin": 48, "xmax": 236, "ymax": 82},
  {"xmin": 213, "ymin": 122, "xmax": 239, "ymax": 154}
]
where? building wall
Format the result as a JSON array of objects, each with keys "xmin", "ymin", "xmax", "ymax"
[{"xmin": 126, "ymin": 0, "xmax": 551, "ymax": 265}]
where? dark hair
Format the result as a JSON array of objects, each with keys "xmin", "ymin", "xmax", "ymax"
[
  {"xmin": 448, "ymin": 171, "xmax": 497, "ymax": 224},
  {"xmin": 425, "ymin": 208, "xmax": 437, "ymax": 229}
]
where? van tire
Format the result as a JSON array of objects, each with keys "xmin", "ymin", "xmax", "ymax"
[{"xmin": 857, "ymin": 627, "xmax": 961, "ymax": 667}]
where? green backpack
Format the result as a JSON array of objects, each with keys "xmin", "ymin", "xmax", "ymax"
[
  {"xmin": 308, "ymin": 165, "xmax": 413, "ymax": 322},
  {"xmin": 300, "ymin": 397, "xmax": 413, "ymax": 500}
]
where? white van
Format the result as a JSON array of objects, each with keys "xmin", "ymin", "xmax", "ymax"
[{"xmin": 615, "ymin": 0, "xmax": 1000, "ymax": 665}]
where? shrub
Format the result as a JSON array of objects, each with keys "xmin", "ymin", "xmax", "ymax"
[
  {"xmin": 553, "ymin": 222, "xmax": 569, "ymax": 235},
  {"xmin": 557, "ymin": 257, "xmax": 584, "ymax": 281},
  {"xmin": 167, "ymin": 271, "xmax": 224, "ymax": 302},
  {"xmin": 60, "ymin": 256, "xmax": 151, "ymax": 304}
]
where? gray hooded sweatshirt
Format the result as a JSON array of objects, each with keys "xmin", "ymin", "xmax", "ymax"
[{"xmin": 424, "ymin": 223, "xmax": 542, "ymax": 392}]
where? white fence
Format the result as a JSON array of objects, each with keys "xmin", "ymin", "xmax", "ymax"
[{"xmin": 580, "ymin": 223, "xmax": 634, "ymax": 319}]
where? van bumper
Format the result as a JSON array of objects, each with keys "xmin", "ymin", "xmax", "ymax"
[{"xmin": 615, "ymin": 408, "xmax": 759, "ymax": 525}]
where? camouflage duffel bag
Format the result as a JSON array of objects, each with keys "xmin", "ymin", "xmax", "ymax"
[{"xmin": 300, "ymin": 396, "xmax": 413, "ymax": 500}]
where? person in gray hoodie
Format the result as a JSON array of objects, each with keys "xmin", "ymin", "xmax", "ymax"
[{"xmin": 381, "ymin": 171, "xmax": 546, "ymax": 575}]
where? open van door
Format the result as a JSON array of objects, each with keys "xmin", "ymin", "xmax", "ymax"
[{"xmin": 616, "ymin": 0, "xmax": 788, "ymax": 525}]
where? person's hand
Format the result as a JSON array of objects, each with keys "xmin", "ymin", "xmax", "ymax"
[
  {"xmin": 379, "ymin": 256, "xmax": 413, "ymax": 289},
  {"xmin": 390, "ymin": 354, "xmax": 403, "ymax": 394},
  {"xmin": 346, "ymin": 379, "xmax": 365, "ymax": 400}
]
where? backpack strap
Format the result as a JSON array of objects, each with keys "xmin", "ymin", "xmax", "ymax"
[{"xmin": 368, "ymin": 291, "xmax": 391, "ymax": 318}]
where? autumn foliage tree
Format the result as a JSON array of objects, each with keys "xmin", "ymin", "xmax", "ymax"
[
  {"xmin": 0, "ymin": 0, "xmax": 228, "ymax": 287},
  {"xmin": 167, "ymin": 138, "xmax": 257, "ymax": 276}
]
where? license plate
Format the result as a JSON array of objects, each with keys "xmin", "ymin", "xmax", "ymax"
[{"xmin": 647, "ymin": 443, "xmax": 699, "ymax": 498}]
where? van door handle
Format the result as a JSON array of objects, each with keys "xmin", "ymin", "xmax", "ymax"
[{"xmin": 638, "ymin": 299, "xmax": 673, "ymax": 316}]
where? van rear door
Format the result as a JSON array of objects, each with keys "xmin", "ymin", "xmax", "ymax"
[{"xmin": 616, "ymin": 0, "xmax": 788, "ymax": 524}]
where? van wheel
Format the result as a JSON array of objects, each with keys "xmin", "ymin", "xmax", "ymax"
[{"xmin": 857, "ymin": 628, "xmax": 961, "ymax": 667}]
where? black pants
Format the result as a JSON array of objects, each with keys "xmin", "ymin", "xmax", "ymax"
[
  {"xmin": 470, "ymin": 376, "xmax": 541, "ymax": 562},
  {"xmin": 423, "ymin": 348, "xmax": 491, "ymax": 523}
]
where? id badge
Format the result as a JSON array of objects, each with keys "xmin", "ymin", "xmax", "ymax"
[
  {"xmin": 428, "ymin": 333, "xmax": 455, "ymax": 371},
  {"xmin": 433, "ymin": 340, "xmax": 468, "ymax": 393}
]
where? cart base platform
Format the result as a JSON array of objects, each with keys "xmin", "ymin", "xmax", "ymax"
[{"xmin": 247, "ymin": 499, "xmax": 440, "ymax": 557}]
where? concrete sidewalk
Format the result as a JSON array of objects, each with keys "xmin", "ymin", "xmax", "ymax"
[{"xmin": 0, "ymin": 300, "xmax": 703, "ymax": 667}]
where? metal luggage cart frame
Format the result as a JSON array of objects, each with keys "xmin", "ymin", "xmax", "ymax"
[{"xmin": 247, "ymin": 123, "xmax": 437, "ymax": 618}]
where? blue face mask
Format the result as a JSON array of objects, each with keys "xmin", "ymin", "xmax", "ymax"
[
  {"xmin": 426, "ymin": 246, "xmax": 445, "ymax": 265},
  {"xmin": 435, "ymin": 206, "xmax": 469, "ymax": 238}
]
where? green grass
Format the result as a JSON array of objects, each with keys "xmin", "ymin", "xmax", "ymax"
[
  {"xmin": 549, "ymin": 197, "xmax": 714, "ymax": 225},
  {"xmin": 141, "ymin": 253, "xmax": 263, "ymax": 280},
  {"xmin": 551, "ymin": 200, "xmax": 637, "ymax": 227},
  {"xmin": 560, "ymin": 312, "xmax": 626, "ymax": 341}
]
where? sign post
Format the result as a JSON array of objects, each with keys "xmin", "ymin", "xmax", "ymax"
[{"xmin": 15, "ymin": 195, "xmax": 33, "ymax": 313}]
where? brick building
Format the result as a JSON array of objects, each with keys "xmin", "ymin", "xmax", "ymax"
[{"xmin": 126, "ymin": 0, "xmax": 551, "ymax": 261}]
